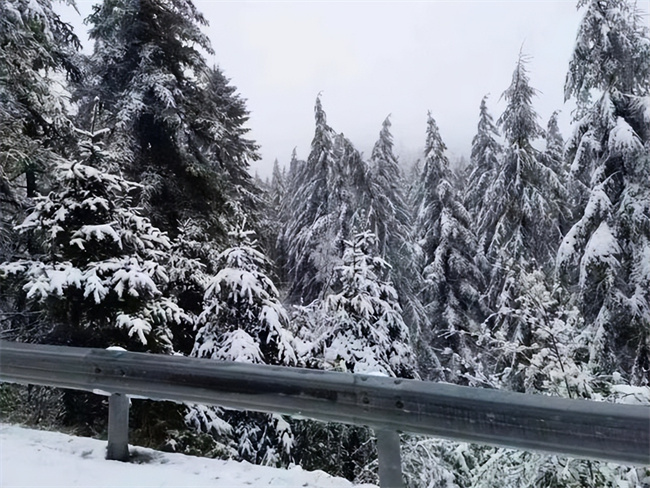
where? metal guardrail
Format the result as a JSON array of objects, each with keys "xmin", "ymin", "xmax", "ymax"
[{"xmin": 1, "ymin": 340, "xmax": 649, "ymax": 487}]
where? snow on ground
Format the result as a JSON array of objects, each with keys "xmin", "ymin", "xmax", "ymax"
[{"xmin": 0, "ymin": 424, "xmax": 376, "ymax": 488}]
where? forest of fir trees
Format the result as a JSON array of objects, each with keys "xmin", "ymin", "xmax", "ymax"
[{"xmin": 0, "ymin": 0, "xmax": 648, "ymax": 486}]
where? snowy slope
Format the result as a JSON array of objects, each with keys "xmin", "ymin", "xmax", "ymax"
[{"xmin": 0, "ymin": 424, "xmax": 377, "ymax": 488}]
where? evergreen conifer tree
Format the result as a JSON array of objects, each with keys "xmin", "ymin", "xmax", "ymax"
[
  {"xmin": 270, "ymin": 159, "xmax": 286, "ymax": 214},
  {"xmin": 280, "ymin": 95, "xmax": 337, "ymax": 302},
  {"xmin": 465, "ymin": 96, "xmax": 502, "ymax": 217},
  {"xmin": 367, "ymin": 116, "xmax": 411, "ymax": 256},
  {"xmin": 1, "ymin": 0, "xmax": 82, "ymax": 334},
  {"xmin": 544, "ymin": 111, "xmax": 565, "ymax": 174},
  {"xmin": 558, "ymin": 0, "xmax": 650, "ymax": 384},
  {"xmin": 366, "ymin": 116, "xmax": 425, "ymax": 348},
  {"xmin": 295, "ymin": 231, "xmax": 416, "ymax": 484},
  {"xmin": 311, "ymin": 231, "xmax": 416, "ymax": 378},
  {"xmin": 0, "ymin": 0, "xmax": 81, "ymax": 198},
  {"xmin": 281, "ymin": 95, "xmax": 370, "ymax": 303},
  {"xmin": 80, "ymin": 0, "xmax": 257, "ymax": 243},
  {"xmin": 477, "ymin": 53, "xmax": 568, "ymax": 391},
  {"xmin": 0, "ymin": 120, "xmax": 189, "ymax": 351},
  {"xmin": 415, "ymin": 112, "xmax": 486, "ymax": 383},
  {"xmin": 415, "ymin": 113, "xmax": 449, "ymax": 249},
  {"xmin": 483, "ymin": 53, "xmax": 565, "ymax": 290},
  {"xmin": 188, "ymin": 226, "xmax": 297, "ymax": 466}
]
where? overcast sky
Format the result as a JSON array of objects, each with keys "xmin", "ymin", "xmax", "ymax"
[{"xmin": 58, "ymin": 1, "xmax": 648, "ymax": 178}]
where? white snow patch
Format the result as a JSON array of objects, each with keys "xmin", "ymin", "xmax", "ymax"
[
  {"xmin": 608, "ymin": 117, "xmax": 642, "ymax": 154},
  {"xmin": 611, "ymin": 385, "xmax": 650, "ymax": 405},
  {"xmin": 579, "ymin": 221, "xmax": 620, "ymax": 287},
  {"xmin": 0, "ymin": 423, "xmax": 376, "ymax": 488}
]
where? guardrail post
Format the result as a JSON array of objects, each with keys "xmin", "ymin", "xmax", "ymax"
[
  {"xmin": 106, "ymin": 393, "xmax": 129, "ymax": 461},
  {"xmin": 376, "ymin": 429, "xmax": 404, "ymax": 488}
]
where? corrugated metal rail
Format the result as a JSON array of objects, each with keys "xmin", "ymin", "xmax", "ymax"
[{"xmin": 1, "ymin": 340, "xmax": 648, "ymax": 488}]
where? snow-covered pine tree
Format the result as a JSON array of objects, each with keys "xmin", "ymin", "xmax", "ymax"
[
  {"xmin": 366, "ymin": 116, "xmax": 425, "ymax": 354},
  {"xmin": 0, "ymin": 0, "xmax": 83, "ymax": 336},
  {"xmin": 163, "ymin": 218, "xmax": 213, "ymax": 354},
  {"xmin": 0, "ymin": 0, "xmax": 81, "ymax": 198},
  {"xmin": 80, "ymin": 1, "xmax": 257, "ymax": 243},
  {"xmin": 0, "ymin": 159, "xmax": 20, "ymax": 336},
  {"xmin": 475, "ymin": 53, "xmax": 569, "ymax": 392},
  {"xmin": 188, "ymin": 225, "xmax": 297, "ymax": 467},
  {"xmin": 544, "ymin": 111, "xmax": 565, "ymax": 174},
  {"xmin": 481, "ymin": 53, "xmax": 562, "ymax": 291},
  {"xmin": 270, "ymin": 159, "xmax": 286, "ymax": 214},
  {"xmin": 558, "ymin": 0, "xmax": 650, "ymax": 385},
  {"xmin": 254, "ymin": 158, "xmax": 285, "ymax": 287},
  {"xmin": 311, "ymin": 231, "xmax": 416, "ymax": 377},
  {"xmin": 415, "ymin": 112, "xmax": 487, "ymax": 384},
  {"xmin": 79, "ymin": 2, "xmax": 261, "ymax": 341},
  {"xmin": 280, "ymin": 95, "xmax": 337, "ymax": 302},
  {"xmin": 464, "ymin": 95, "xmax": 502, "ymax": 217},
  {"xmin": 323, "ymin": 132, "xmax": 374, "ymax": 277},
  {"xmin": 0, "ymin": 118, "xmax": 188, "ymax": 351},
  {"xmin": 0, "ymin": 165, "xmax": 17, "ymax": 261},
  {"xmin": 414, "ymin": 112, "xmax": 449, "ymax": 250},
  {"xmin": 295, "ymin": 231, "xmax": 416, "ymax": 484},
  {"xmin": 543, "ymin": 110, "xmax": 574, "ymax": 247},
  {"xmin": 367, "ymin": 116, "xmax": 411, "ymax": 256},
  {"xmin": 190, "ymin": 66, "xmax": 260, "ymax": 221},
  {"xmin": 273, "ymin": 149, "xmax": 302, "ymax": 292},
  {"xmin": 280, "ymin": 95, "xmax": 370, "ymax": 303}
]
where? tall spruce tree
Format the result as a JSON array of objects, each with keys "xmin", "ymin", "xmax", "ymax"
[
  {"xmin": 366, "ymin": 116, "xmax": 425, "ymax": 347},
  {"xmin": 543, "ymin": 110, "xmax": 573, "ymax": 241},
  {"xmin": 255, "ymin": 158, "xmax": 285, "ymax": 285},
  {"xmin": 483, "ymin": 53, "xmax": 566, "ymax": 289},
  {"xmin": 477, "ymin": 53, "xmax": 567, "ymax": 391},
  {"xmin": 281, "ymin": 95, "xmax": 370, "ymax": 303},
  {"xmin": 412, "ymin": 113, "xmax": 450, "ymax": 377},
  {"xmin": 465, "ymin": 96, "xmax": 502, "ymax": 217},
  {"xmin": 558, "ymin": 0, "xmax": 650, "ymax": 385},
  {"xmin": 1, "ymin": 0, "xmax": 82, "ymax": 334},
  {"xmin": 78, "ymin": 0, "xmax": 260, "ymax": 345},
  {"xmin": 80, "ymin": 0, "xmax": 257, "ymax": 243},
  {"xmin": 367, "ymin": 116, "xmax": 412, "ymax": 257},
  {"xmin": 416, "ymin": 112, "xmax": 486, "ymax": 383},
  {"xmin": 415, "ymin": 113, "xmax": 449, "ymax": 250},
  {"xmin": 280, "ymin": 95, "xmax": 337, "ymax": 302},
  {"xmin": 544, "ymin": 111, "xmax": 565, "ymax": 174}
]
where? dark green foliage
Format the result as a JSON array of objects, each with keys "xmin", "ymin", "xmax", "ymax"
[
  {"xmin": 293, "ymin": 421, "xmax": 377, "ymax": 483},
  {"xmin": 0, "ymin": 127, "xmax": 186, "ymax": 352},
  {"xmin": 81, "ymin": 0, "xmax": 257, "ymax": 243},
  {"xmin": 0, "ymin": 0, "xmax": 82, "ymax": 338},
  {"xmin": 0, "ymin": 384, "xmax": 65, "ymax": 428},
  {"xmin": 0, "ymin": 0, "xmax": 81, "ymax": 198},
  {"xmin": 188, "ymin": 227, "xmax": 297, "ymax": 466}
]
